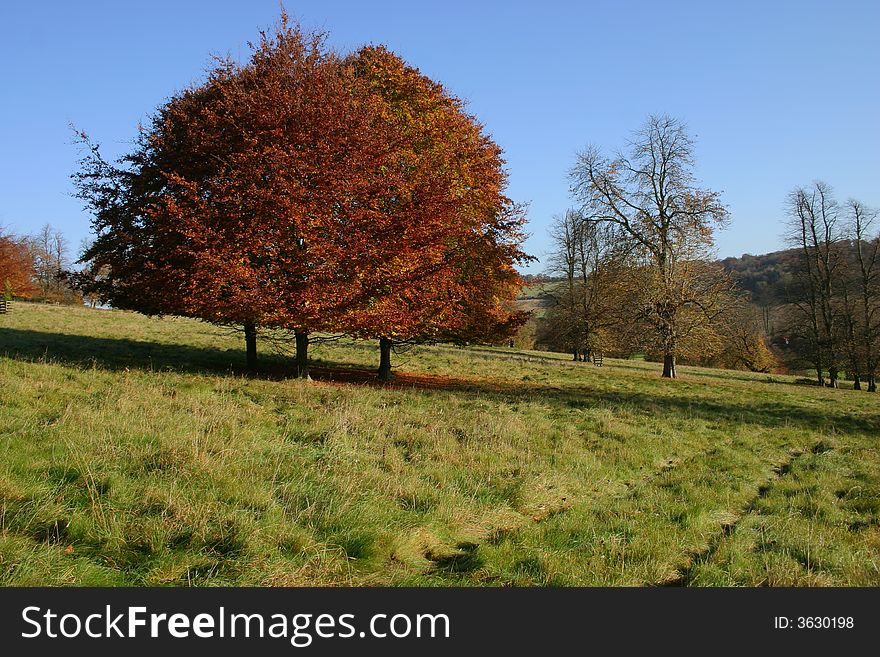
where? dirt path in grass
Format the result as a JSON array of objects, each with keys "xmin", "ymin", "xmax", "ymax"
[
  {"xmin": 420, "ymin": 440, "xmax": 732, "ymax": 581},
  {"xmin": 659, "ymin": 445, "xmax": 816, "ymax": 586}
]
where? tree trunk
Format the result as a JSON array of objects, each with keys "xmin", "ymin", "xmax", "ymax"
[
  {"xmin": 828, "ymin": 366, "xmax": 839, "ymax": 389},
  {"xmin": 868, "ymin": 374, "xmax": 876, "ymax": 393},
  {"xmin": 852, "ymin": 374, "xmax": 861, "ymax": 391},
  {"xmin": 244, "ymin": 322, "xmax": 257, "ymax": 372},
  {"xmin": 378, "ymin": 337, "xmax": 393, "ymax": 381},
  {"xmin": 572, "ymin": 349, "xmax": 579, "ymax": 362},
  {"xmin": 295, "ymin": 330, "xmax": 309, "ymax": 379},
  {"xmin": 662, "ymin": 352, "xmax": 676, "ymax": 379}
]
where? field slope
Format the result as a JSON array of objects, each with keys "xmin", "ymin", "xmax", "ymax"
[{"xmin": 1, "ymin": 303, "xmax": 878, "ymax": 586}]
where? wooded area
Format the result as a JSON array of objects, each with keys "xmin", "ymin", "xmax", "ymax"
[{"xmin": 535, "ymin": 172, "xmax": 878, "ymax": 388}]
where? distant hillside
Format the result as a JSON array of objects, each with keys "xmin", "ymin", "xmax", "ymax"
[
  {"xmin": 720, "ymin": 248, "xmax": 800, "ymax": 306},
  {"xmin": 524, "ymin": 247, "xmax": 818, "ymax": 309},
  {"xmin": 523, "ymin": 250, "xmax": 803, "ymax": 308}
]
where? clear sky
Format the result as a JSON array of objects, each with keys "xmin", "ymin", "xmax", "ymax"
[{"xmin": 1, "ymin": 0, "xmax": 877, "ymax": 273}]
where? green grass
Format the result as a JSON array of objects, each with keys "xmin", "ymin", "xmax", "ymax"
[{"xmin": 1, "ymin": 303, "xmax": 878, "ymax": 586}]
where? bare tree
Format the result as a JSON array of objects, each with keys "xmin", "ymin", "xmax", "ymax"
[
  {"xmin": 546, "ymin": 211, "xmax": 582, "ymax": 360},
  {"xmin": 30, "ymin": 223, "xmax": 69, "ymax": 300},
  {"xmin": 845, "ymin": 200, "xmax": 879, "ymax": 391},
  {"xmin": 543, "ymin": 210, "xmax": 624, "ymax": 361},
  {"xmin": 784, "ymin": 182, "xmax": 843, "ymax": 387},
  {"xmin": 570, "ymin": 114, "xmax": 731, "ymax": 377},
  {"xmin": 575, "ymin": 219, "xmax": 624, "ymax": 359}
]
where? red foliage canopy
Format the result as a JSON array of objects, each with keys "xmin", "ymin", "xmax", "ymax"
[
  {"xmin": 74, "ymin": 15, "xmax": 531, "ymax": 371},
  {"xmin": 335, "ymin": 46, "xmax": 531, "ymax": 343}
]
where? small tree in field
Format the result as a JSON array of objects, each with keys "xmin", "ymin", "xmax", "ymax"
[
  {"xmin": 717, "ymin": 300, "xmax": 778, "ymax": 373},
  {"xmin": 570, "ymin": 115, "xmax": 731, "ymax": 377}
]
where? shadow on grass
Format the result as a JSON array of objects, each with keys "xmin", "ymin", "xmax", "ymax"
[
  {"xmin": 605, "ymin": 359, "xmax": 789, "ymax": 385},
  {"xmin": 2, "ymin": 327, "xmax": 878, "ymax": 435},
  {"xmin": 0, "ymin": 327, "xmax": 274, "ymax": 377},
  {"xmin": 317, "ymin": 370, "xmax": 880, "ymax": 437}
]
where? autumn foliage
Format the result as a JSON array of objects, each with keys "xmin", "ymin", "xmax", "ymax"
[
  {"xmin": 0, "ymin": 230, "xmax": 37, "ymax": 299},
  {"xmin": 338, "ymin": 47, "xmax": 529, "ymax": 345},
  {"xmin": 74, "ymin": 15, "xmax": 529, "ymax": 376}
]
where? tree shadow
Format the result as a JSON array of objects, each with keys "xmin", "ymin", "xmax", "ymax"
[
  {"xmin": 2, "ymin": 327, "xmax": 877, "ymax": 436},
  {"xmin": 0, "ymin": 327, "xmax": 269, "ymax": 377},
  {"xmin": 312, "ymin": 363, "xmax": 879, "ymax": 436},
  {"xmin": 543, "ymin": 387, "xmax": 880, "ymax": 435},
  {"xmin": 605, "ymin": 359, "xmax": 786, "ymax": 385}
]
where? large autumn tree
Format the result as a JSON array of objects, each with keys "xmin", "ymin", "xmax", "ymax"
[
  {"xmin": 74, "ymin": 16, "xmax": 529, "ymax": 378},
  {"xmin": 570, "ymin": 115, "xmax": 732, "ymax": 378},
  {"xmin": 338, "ymin": 46, "xmax": 530, "ymax": 380},
  {"xmin": 74, "ymin": 16, "xmax": 398, "ymax": 373}
]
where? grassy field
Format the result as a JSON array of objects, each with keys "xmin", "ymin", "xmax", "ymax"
[{"xmin": 1, "ymin": 303, "xmax": 878, "ymax": 586}]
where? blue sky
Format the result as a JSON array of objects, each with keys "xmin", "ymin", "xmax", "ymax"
[{"xmin": 1, "ymin": 0, "xmax": 877, "ymax": 273}]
